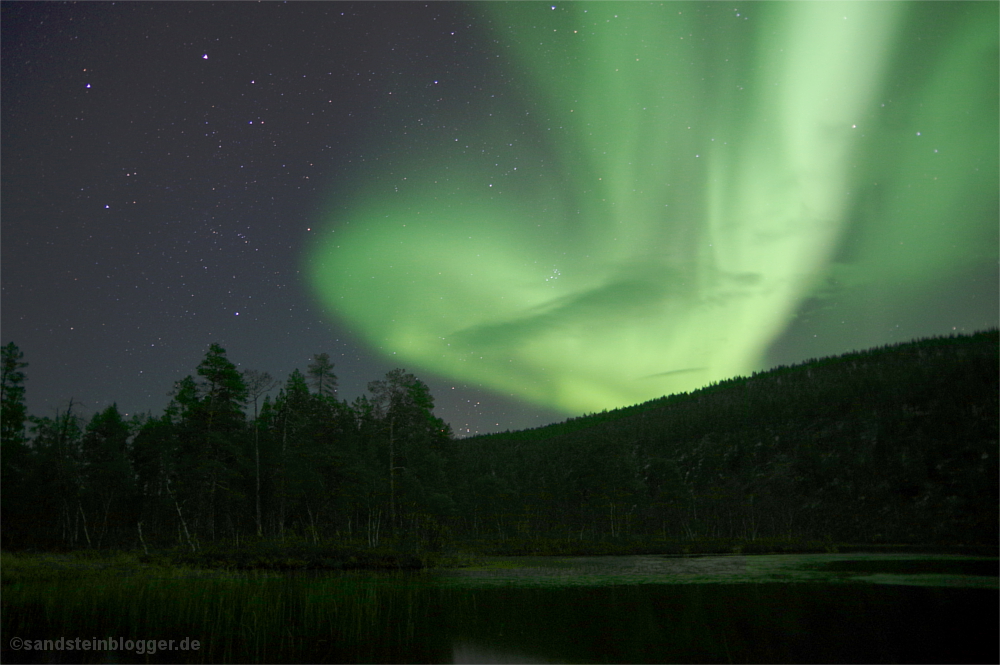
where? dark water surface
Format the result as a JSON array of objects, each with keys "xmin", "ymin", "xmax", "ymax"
[
  {"xmin": 4, "ymin": 553, "xmax": 996, "ymax": 663},
  {"xmin": 432, "ymin": 553, "xmax": 998, "ymax": 663},
  {"xmin": 441, "ymin": 579, "xmax": 996, "ymax": 663}
]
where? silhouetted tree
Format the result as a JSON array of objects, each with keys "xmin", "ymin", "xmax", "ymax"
[
  {"xmin": 30, "ymin": 400, "xmax": 86, "ymax": 547},
  {"xmin": 1, "ymin": 342, "xmax": 28, "ymax": 447},
  {"xmin": 1, "ymin": 343, "xmax": 31, "ymax": 548},
  {"xmin": 243, "ymin": 369, "xmax": 277, "ymax": 537},
  {"xmin": 80, "ymin": 405, "xmax": 136, "ymax": 548},
  {"xmin": 367, "ymin": 369, "xmax": 454, "ymax": 541},
  {"xmin": 307, "ymin": 353, "xmax": 338, "ymax": 399}
]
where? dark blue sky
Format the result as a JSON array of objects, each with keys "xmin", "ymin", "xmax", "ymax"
[
  {"xmin": 2, "ymin": 2, "xmax": 996, "ymax": 435},
  {"xmin": 1, "ymin": 1, "xmax": 565, "ymax": 434}
]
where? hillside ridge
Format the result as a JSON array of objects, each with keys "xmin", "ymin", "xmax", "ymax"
[
  {"xmin": 455, "ymin": 329, "xmax": 998, "ymax": 546},
  {"xmin": 468, "ymin": 329, "xmax": 999, "ymax": 441}
]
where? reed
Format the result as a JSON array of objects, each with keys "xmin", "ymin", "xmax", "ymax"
[{"xmin": 2, "ymin": 552, "xmax": 453, "ymax": 663}]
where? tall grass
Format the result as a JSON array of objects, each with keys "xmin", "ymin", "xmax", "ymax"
[{"xmin": 2, "ymin": 552, "xmax": 455, "ymax": 663}]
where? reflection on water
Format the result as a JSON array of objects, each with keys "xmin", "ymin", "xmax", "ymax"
[
  {"xmin": 439, "ymin": 577, "xmax": 997, "ymax": 664},
  {"xmin": 452, "ymin": 641, "xmax": 550, "ymax": 664},
  {"xmin": 434, "ymin": 554, "xmax": 998, "ymax": 663}
]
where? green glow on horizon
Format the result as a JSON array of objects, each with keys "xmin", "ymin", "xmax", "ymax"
[{"xmin": 308, "ymin": 2, "xmax": 998, "ymax": 415}]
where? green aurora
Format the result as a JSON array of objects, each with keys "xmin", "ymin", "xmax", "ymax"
[{"xmin": 308, "ymin": 2, "xmax": 998, "ymax": 416}]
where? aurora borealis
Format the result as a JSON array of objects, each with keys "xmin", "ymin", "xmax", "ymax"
[
  {"xmin": 3, "ymin": 2, "xmax": 996, "ymax": 434},
  {"xmin": 308, "ymin": 2, "xmax": 998, "ymax": 416}
]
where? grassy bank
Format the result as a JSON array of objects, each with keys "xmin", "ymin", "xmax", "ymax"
[
  {"xmin": 0, "ymin": 545, "xmax": 469, "ymax": 579},
  {"xmin": 2, "ymin": 551, "xmax": 454, "ymax": 664},
  {"xmin": 5, "ymin": 533, "xmax": 994, "ymax": 579}
]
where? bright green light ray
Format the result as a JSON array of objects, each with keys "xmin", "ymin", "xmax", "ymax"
[{"xmin": 308, "ymin": 2, "xmax": 997, "ymax": 415}]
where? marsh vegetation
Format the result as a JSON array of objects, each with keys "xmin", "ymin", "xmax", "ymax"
[{"xmin": 2, "ymin": 550, "xmax": 997, "ymax": 663}]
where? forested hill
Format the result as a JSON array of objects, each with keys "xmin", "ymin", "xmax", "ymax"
[
  {"xmin": 455, "ymin": 330, "xmax": 999, "ymax": 546},
  {"xmin": 1, "ymin": 330, "xmax": 995, "ymax": 556}
]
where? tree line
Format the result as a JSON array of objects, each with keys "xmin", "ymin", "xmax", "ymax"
[
  {"xmin": 457, "ymin": 330, "xmax": 998, "ymax": 548},
  {"xmin": 1, "ymin": 343, "xmax": 454, "ymax": 552},
  {"xmin": 2, "ymin": 330, "xmax": 997, "ymax": 554}
]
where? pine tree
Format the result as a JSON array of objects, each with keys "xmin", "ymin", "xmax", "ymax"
[
  {"xmin": 307, "ymin": 353, "xmax": 338, "ymax": 398},
  {"xmin": 1, "ymin": 342, "xmax": 28, "ymax": 448},
  {"xmin": 243, "ymin": 369, "xmax": 277, "ymax": 537},
  {"xmin": 194, "ymin": 344, "xmax": 248, "ymax": 542},
  {"xmin": 1, "ymin": 343, "xmax": 31, "ymax": 548},
  {"xmin": 80, "ymin": 405, "xmax": 136, "ymax": 548},
  {"xmin": 367, "ymin": 369, "xmax": 454, "ymax": 537},
  {"xmin": 30, "ymin": 401, "xmax": 86, "ymax": 547},
  {"xmin": 273, "ymin": 369, "xmax": 312, "ymax": 540}
]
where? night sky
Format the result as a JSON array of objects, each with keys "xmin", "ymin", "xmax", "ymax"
[{"xmin": 3, "ymin": 2, "xmax": 997, "ymax": 436}]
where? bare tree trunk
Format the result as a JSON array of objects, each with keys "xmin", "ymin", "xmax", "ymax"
[
  {"xmin": 167, "ymin": 477, "xmax": 197, "ymax": 553},
  {"xmin": 367, "ymin": 505, "xmax": 381, "ymax": 548},
  {"xmin": 78, "ymin": 501, "xmax": 92, "ymax": 548},
  {"xmin": 243, "ymin": 369, "xmax": 275, "ymax": 540},
  {"xmin": 280, "ymin": 418, "xmax": 287, "ymax": 542},
  {"xmin": 388, "ymin": 417, "xmax": 395, "ymax": 531},
  {"xmin": 98, "ymin": 496, "xmax": 111, "ymax": 549},
  {"xmin": 137, "ymin": 521, "xmax": 149, "ymax": 555},
  {"xmin": 306, "ymin": 503, "xmax": 319, "ymax": 544},
  {"xmin": 256, "ymin": 436, "xmax": 262, "ymax": 538},
  {"xmin": 61, "ymin": 502, "xmax": 73, "ymax": 547}
]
